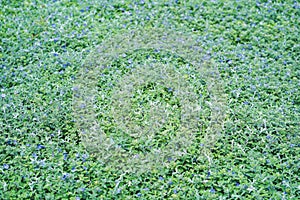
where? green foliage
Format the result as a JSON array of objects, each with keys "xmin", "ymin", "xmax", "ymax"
[
  {"xmin": 73, "ymin": 28, "xmax": 226, "ymax": 174},
  {"xmin": 0, "ymin": 0, "xmax": 299, "ymax": 199}
]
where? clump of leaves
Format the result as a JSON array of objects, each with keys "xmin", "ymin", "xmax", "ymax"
[{"xmin": 73, "ymin": 28, "xmax": 227, "ymax": 173}]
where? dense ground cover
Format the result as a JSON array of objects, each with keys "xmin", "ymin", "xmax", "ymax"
[{"xmin": 1, "ymin": 0, "xmax": 299, "ymax": 199}]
